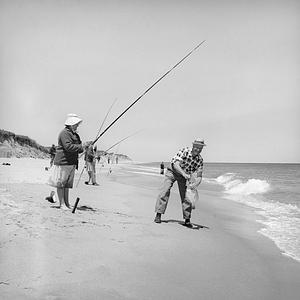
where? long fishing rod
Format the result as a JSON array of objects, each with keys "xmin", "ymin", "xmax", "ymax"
[{"xmin": 92, "ymin": 40, "xmax": 206, "ymax": 145}]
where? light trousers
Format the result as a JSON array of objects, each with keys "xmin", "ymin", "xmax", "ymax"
[{"xmin": 155, "ymin": 168, "xmax": 192, "ymax": 219}]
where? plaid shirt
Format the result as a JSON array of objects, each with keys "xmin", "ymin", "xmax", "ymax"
[{"xmin": 171, "ymin": 147, "xmax": 203, "ymax": 175}]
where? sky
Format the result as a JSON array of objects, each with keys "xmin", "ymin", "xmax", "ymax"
[{"xmin": 0, "ymin": 0, "xmax": 299, "ymax": 163}]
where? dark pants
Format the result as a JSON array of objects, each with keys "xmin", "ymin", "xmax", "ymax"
[{"xmin": 155, "ymin": 168, "xmax": 192, "ymax": 219}]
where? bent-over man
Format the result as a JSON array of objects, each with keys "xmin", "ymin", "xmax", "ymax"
[{"xmin": 154, "ymin": 139, "xmax": 206, "ymax": 227}]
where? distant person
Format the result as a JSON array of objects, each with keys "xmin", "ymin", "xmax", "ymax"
[
  {"xmin": 48, "ymin": 113, "xmax": 84, "ymax": 209},
  {"xmin": 84, "ymin": 142, "xmax": 99, "ymax": 186},
  {"xmin": 49, "ymin": 144, "xmax": 56, "ymax": 167},
  {"xmin": 160, "ymin": 162, "xmax": 164, "ymax": 175},
  {"xmin": 116, "ymin": 156, "xmax": 119, "ymax": 164},
  {"xmin": 93, "ymin": 146, "xmax": 99, "ymax": 174},
  {"xmin": 154, "ymin": 139, "xmax": 206, "ymax": 228}
]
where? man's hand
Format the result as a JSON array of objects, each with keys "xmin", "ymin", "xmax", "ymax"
[
  {"xmin": 173, "ymin": 161, "xmax": 191, "ymax": 180},
  {"xmin": 188, "ymin": 177, "xmax": 202, "ymax": 189},
  {"xmin": 184, "ymin": 173, "xmax": 191, "ymax": 180}
]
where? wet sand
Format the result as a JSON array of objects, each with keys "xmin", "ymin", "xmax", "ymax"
[{"xmin": 0, "ymin": 158, "xmax": 300, "ymax": 299}]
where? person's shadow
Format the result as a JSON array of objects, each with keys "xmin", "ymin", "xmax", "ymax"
[
  {"xmin": 50, "ymin": 205, "xmax": 97, "ymax": 212},
  {"xmin": 76, "ymin": 205, "xmax": 97, "ymax": 212},
  {"xmin": 161, "ymin": 219, "xmax": 209, "ymax": 230}
]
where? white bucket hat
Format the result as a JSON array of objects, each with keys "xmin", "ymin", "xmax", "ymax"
[{"xmin": 64, "ymin": 113, "xmax": 82, "ymax": 126}]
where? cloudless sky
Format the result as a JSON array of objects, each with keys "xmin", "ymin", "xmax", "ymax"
[{"xmin": 0, "ymin": 0, "xmax": 299, "ymax": 163}]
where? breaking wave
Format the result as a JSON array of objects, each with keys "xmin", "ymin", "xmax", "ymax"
[{"xmin": 216, "ymin": 173, "xmax": 270, "ymax": 195}]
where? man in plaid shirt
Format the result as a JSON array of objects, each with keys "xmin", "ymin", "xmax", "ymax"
[{"xmin": 154, "ymin": 139, "xmax": 206, "ymax": 228}]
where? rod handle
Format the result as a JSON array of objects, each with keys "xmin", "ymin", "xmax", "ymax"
[{"xmin": 72, "ymin": 197, "xmax": 80, "ymax": 214}]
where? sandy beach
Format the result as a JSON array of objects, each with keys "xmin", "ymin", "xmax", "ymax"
[{"xmin": 1, "ymin": 158, "xmax": 300, "ymax": 300}]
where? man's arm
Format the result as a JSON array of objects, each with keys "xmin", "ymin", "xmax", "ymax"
[
  {"xmin": 173, "ymin": 161, "xmax": 190, "ymax": 180},
  {"xmin": 188, "ymin": 168, "xmax": 203, "ymax": 189}
]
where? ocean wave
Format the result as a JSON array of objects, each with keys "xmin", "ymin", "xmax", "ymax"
[
  {"xmin": 256, "ymin": 201, "xmax": 300, "ymax": 262},
  {"xmin": 215, "ymin": 173, "xmax": 236, "ymax": 184},
  {"xmin": 215, "ymin": 173, "xmax": 270, "ymax": 195},
  {"xmin": 222, "ymin": 186, "xmax": 300, "ymax": 262}
]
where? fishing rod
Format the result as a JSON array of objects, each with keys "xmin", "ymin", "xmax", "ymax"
[
  {"xmin": 104, "ymin": 130, "xmax": 141, "ymax": 153},
  {"xmin": 104, "ymin": 131, "xmax": 140, "ymax": 175},
  {"xmin": 94, "ymin": 98, "xmax": 117, "ymax": 141},
  {"xmin": 92, "ymin": 40, "xmax": 206, "ymax": 145}
]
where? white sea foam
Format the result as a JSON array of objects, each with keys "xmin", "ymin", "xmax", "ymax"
[
  {"xmin": 257, "ymin": 202, "xmax": 300, "ymax": 262},
  {"xmin": 215, "ymin": 173, "xmax": 270, "ymax": 195},
  {"xmin": 225, "ymin": 193, "xmax": 300, "ymax": 262},
  {"xmin": 214, "ymin": 171, "xmax": 300, "ymax": 262},
  {"xmin": 215, "ymin": 173, "xmax": 236, "ymax": 184},
  {"xmin": 226, "ymin": 179, "xmax": 270, "ymax": 195}
]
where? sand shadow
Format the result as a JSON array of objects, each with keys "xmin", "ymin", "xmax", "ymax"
[
  {"xmin": 50, "ymin": 206, "xmax": 65, "ymax": 209},
  {"xmin": 49, "ymin": 205, "xmax": 97, "ymax": 213},
  {"xmin": 75, "ymin": 205, "xmax": 97, "ymax": 212},
  {"xmin": 162, "ymin": 219, "xmax": 209, "ymax": 230}
]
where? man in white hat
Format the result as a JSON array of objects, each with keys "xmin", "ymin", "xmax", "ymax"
[{"xmin": 154, "ymin": 139, "xmax": 206, "ymax": 227}]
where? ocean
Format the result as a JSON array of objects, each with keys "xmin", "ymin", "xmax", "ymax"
[{"xmin": 125, "ymin": 162, "xmax": 300, "ymax": 263}]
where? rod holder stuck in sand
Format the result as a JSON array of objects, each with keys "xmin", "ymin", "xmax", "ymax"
[{"xmin": 72, "ymin": 197, "xmax": 80, "ymax": 213}]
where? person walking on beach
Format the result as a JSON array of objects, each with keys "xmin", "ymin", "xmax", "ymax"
[
  {"xmin": 154, "ymin": 139, "xmax": 206, "ymax": 227},
  {"xmin": 160, "ymin": 162, "xmax": 165, "ymax": 175},
  {"xmin": 48, "ymin": 113, "xmax": 84, "ymax": 209},
  {"xmin": 84, "ymin": 142, "xmax": 99, "ymax": 186},
  {"xmin": 49, "ymin": 144, "xmax": 56, "ymax": 167},
  {"xmin": 97, "ymin": 155, "xmax": 101, "ymax": 163}
]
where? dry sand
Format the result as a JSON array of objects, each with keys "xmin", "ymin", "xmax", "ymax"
[{"xmin": 0, "ymin": 158, "xmax": 300, "ymax": 300}]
